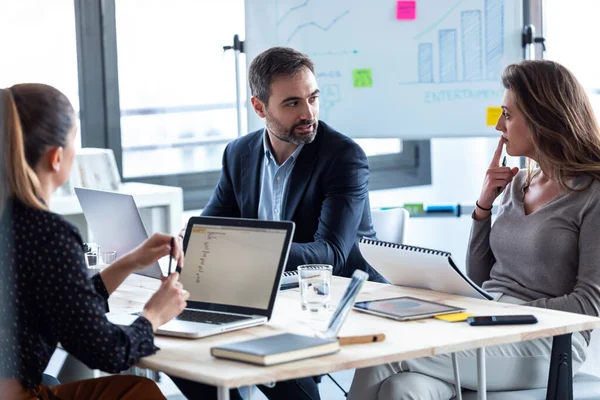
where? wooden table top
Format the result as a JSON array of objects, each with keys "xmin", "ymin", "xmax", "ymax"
[{"xmin": 109, "ymin": 274, "xmax": 600, "ymax": 388}]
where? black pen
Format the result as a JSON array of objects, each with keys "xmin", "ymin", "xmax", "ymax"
[{"xmin": 168, "ymin": 236, "xmax": 174, "ymax": 276}]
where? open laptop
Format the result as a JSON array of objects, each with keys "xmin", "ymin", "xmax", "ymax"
[
  {"xmin": 140, "ymin": 216, "xmax": 295, "ymax": 338},
  {"xmin": 74, "ymin": 187, "xmax": 163, "ymax": 279}
]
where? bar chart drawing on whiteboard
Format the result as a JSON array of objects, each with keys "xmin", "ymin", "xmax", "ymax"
[{"xmin": 412, "ymin": 0, "xmax": 504, "ymax": 85}]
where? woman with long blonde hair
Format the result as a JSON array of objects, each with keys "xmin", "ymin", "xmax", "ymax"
[
  {"xmin": 348, "ymin": 60, "xmax": 600, "ymax": 399},
  {"xmin": 0, "ymin": 83, "xmax": 189, "ymax": 400}
]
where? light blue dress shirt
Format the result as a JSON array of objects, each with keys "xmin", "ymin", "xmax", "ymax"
[{"xmin": 258, "ymin": 130, "xmax": 304, "ymax": 221}]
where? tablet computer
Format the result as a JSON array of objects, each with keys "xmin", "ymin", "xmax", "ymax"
[{"xmin": 353, "ymin": 296, "xmax": 465, "ymax": 321}]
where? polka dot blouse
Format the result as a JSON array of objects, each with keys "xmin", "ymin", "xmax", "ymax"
[{"xmin": 0, "ymin": 198, "xmax": 159, "ymax": 389}]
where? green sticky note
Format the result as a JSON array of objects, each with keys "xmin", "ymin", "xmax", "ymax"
[
  {"xmin": 353, "ymin": 68, "xmax": 373, "ymax": 88},
  {"xmin": 403, "ymin": 203, "xmax": 424, "ymax": 216}
]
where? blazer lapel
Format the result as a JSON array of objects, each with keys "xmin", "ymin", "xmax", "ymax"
[
  {"xmin": 240, "ymin": 132, "xmax": 263, "ymax": 218},
  {"xmin": 283, "ymin": 131, "xmax": 321, "ymax": 221}
]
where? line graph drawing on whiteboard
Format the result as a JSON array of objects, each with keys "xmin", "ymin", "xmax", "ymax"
[
  {"xmin": 276, "ymin": 0, "xmax": 310, "ymax": 27},
  {"xmin": 403, "ymin": 0, "xmax": 505, "ymax": 85},
  {"xmin": 282, "ymin": 10, "xmax": 350, "ymax": 46},
  {"xmin": 274, "ymin": 0, "xmax": 351, "ymax": 49}
]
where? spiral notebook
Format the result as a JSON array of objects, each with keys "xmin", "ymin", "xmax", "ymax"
[
  {"xmin": 280, "ymin": 270, "xmax": 299, "ymax": 289},
  {"xmin": 359, "ymin": 238, "xmax": 493, "ymax": 300}
]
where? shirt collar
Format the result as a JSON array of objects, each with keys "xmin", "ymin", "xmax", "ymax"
[{"xmin": 263, "ymin": 129, "xmax": 304, "ymax": 166}]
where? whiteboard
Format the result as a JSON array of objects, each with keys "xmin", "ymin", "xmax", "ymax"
[{"xmin": 245, "ymin": 0, "xmax": 523, "ymax": 139}]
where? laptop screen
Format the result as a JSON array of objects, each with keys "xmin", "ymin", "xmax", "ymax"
[{"xmin": 181, "ymin": 223, "xmax": 289, "ymax": 310}]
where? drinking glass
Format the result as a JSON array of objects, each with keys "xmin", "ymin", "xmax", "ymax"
[
  {"xmin": 101, "ymin": 250, "xmax": 117, "ymax": 264},
  {"xmin": 298, "ymin": 264, "xmax": 332, "ymax": 313},
  {"xmin": 84, "ymin": 243, "xmax": 101, "ymax": 269}
]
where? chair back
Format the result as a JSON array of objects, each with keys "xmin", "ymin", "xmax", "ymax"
[{"xmin": 370, "ymin": 208, "xmax": 409, "ymax": 244}]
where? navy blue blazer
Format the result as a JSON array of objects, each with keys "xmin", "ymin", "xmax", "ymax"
[{"xmin": 202, "ymin": 121, "xmax": 383, "ymax": 281}]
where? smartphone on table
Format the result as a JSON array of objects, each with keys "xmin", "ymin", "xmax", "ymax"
[{"xmin": 466, "ymin": 315, "xmax": 538, "ymax": 326}]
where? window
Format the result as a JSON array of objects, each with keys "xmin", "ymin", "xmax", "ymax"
[
  {"xmin": 74, "ymin": 0, "xmax": 427, "ymax": 209},
  {"xmin": 115, "ymin": 0, "xmax": 246, "ymax": 178},
  {"xmin": 355, "ymin": 139, "xmax": 403, "ymax": 156},
  {"xmin": 0, "ymin": 0, "xmax": 80, "ymax": 145},
  {"xmin": 544, "ymin": 0, "xmax": 600, "ymax": 111}
]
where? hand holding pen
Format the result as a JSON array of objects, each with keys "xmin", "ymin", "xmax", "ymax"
[
  {"xmin": 475, "ymin": 137, "xmax": 519, "ymax": 215},
  {"xmin": 167, "ymin": 236, "xmax": 184, "ymax": 277},
  {"xmin": 125, "ymin": 233, "xmax": 184, "ymax": 276}
]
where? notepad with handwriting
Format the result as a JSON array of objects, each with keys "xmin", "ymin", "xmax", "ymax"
[
  {"xmin": 359, "ymin": 238, "xmax": 493, "ymax": 300},
  {"xmin": 211, "ymin": 333, "xmax": 339, "ymax": 366}
]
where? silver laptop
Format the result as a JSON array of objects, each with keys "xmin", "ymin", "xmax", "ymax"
[
  {"xmin": 74, "ymin": 187, "xmax": 163, "ymax": 279},
  {"xmin": 150, "ymin": 216, "xmax": 295, "ymax": 338}
]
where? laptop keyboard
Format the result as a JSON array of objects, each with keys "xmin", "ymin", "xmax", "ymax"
[{"xmin": 175, "ymin": 310, "xmax": 253, "ymax": 325}]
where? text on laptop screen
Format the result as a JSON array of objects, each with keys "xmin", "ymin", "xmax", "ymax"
[{"xmin": 181, "ymin": 224, "xmax": 288, "ymax": 309}]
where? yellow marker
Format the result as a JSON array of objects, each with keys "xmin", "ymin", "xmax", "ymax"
[
  {"xmin": 486, "ymin": 106, "xmax": 503, "ymax": 126},
  {"xmin": 434, "ymin": 312, "xmax": 474, "ymax": 322}
]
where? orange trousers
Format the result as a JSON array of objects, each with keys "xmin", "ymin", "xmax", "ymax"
[{"xmin": 2, "ymin": 375, "xmax": 166, "ymax": 400}]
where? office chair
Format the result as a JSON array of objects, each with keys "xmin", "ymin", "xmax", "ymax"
[
  {"xmin": 461, "ymin": 330, "xmax": 600, "ymax": 399},
  {"xmin": 370, "ymin": 207, "xmax": 410, "ymax": 244},
  {"xmin": 460, "ymin": 372, "xmax": 600, "ymax": 400}
]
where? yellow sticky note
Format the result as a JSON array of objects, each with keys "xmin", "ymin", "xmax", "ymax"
[
  {"xmin": 486, "ymin": 107, "xmax": 503, "ymax": 126},
  {"xmin": 434, "ymin": 312, "xmax": 474, "ymax": 322}
]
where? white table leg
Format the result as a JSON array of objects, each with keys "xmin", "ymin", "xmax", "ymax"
[
  {"xmin": 217, "ymin": 386, "xmax": 230, "ymax": 400},
  {"xmin": 477, "ymin": 347, "xmax": 486, "ymax": 400},
  {"xmin": 452, "ymin": 353, "xmax": 463, "ymax": 400}
]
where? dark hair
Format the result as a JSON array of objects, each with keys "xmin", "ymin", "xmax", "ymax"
[
  {"xmin": 501, "ymin": 60, "xmax": 600, "ymax": 191},
  {"xmin": 248, "ymin": 46, "xmax": 315, "ymax": 104},
  {"xmin": 1, "ymin": 83, "xmax": 74, "ymax": 212}
]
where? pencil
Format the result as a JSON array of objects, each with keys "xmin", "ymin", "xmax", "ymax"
[{"xmin": 338, "ymin": 334, "xmax": 386, "ymax": 345}]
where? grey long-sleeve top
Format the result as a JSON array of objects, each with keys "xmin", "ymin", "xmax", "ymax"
[{"xmin": 467, "ymin": 170, "xmax": 600, "ymax": 344}]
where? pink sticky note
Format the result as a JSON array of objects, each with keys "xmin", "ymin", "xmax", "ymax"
[{"xmin": 396, "ymin": 1, "xmax": 416, "ymax": 20}]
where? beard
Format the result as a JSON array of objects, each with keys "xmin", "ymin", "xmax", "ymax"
[{"xmin": 264, "ymin": 109, "xmax": 318, "ymax": 146}]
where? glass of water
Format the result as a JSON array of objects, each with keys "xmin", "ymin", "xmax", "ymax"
[
  {"xmin": 298, "ymin": 264, "xmax": 332, "ymax": 313},
  {"xmin": 84, "ymin": 242, "xmax": 101, "ymax": 269},
  {"xmin": 101, "ymin": 250, "xmax": 117, "ymax": 265}
]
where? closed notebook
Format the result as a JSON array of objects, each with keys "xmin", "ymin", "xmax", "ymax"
[{"xmin": 211, "ymin": 333, "xmax": 340, "ymax": 366}]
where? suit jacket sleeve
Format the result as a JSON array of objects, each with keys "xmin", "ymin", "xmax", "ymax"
[
  {"xmin": 202, "ymin": 143, "xmax": 241, "ymax": 218},
  {"xmin": 286, "ymin": 143, "xmax": 369, "ymax": 276}
]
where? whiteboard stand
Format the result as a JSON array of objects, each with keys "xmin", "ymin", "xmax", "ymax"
[
  {"xmin": 522, "ymin": 24, "xmax": 546, "ymax": 61},
  {"xmin": 521, "ymin": 23, "xmax": 546, "ymax": 168},
  {"xmin": 223, "ymin": 34, "xmax": 245, "ymax": 138}
]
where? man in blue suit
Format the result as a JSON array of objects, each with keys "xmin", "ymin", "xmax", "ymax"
[
  {"xmin": 172, "ymin": 46, "xmax": 382, "ymax": 400},
  {"xmin": 203, "ymin": 46, "xmax": 382, "ymax": 281}
]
